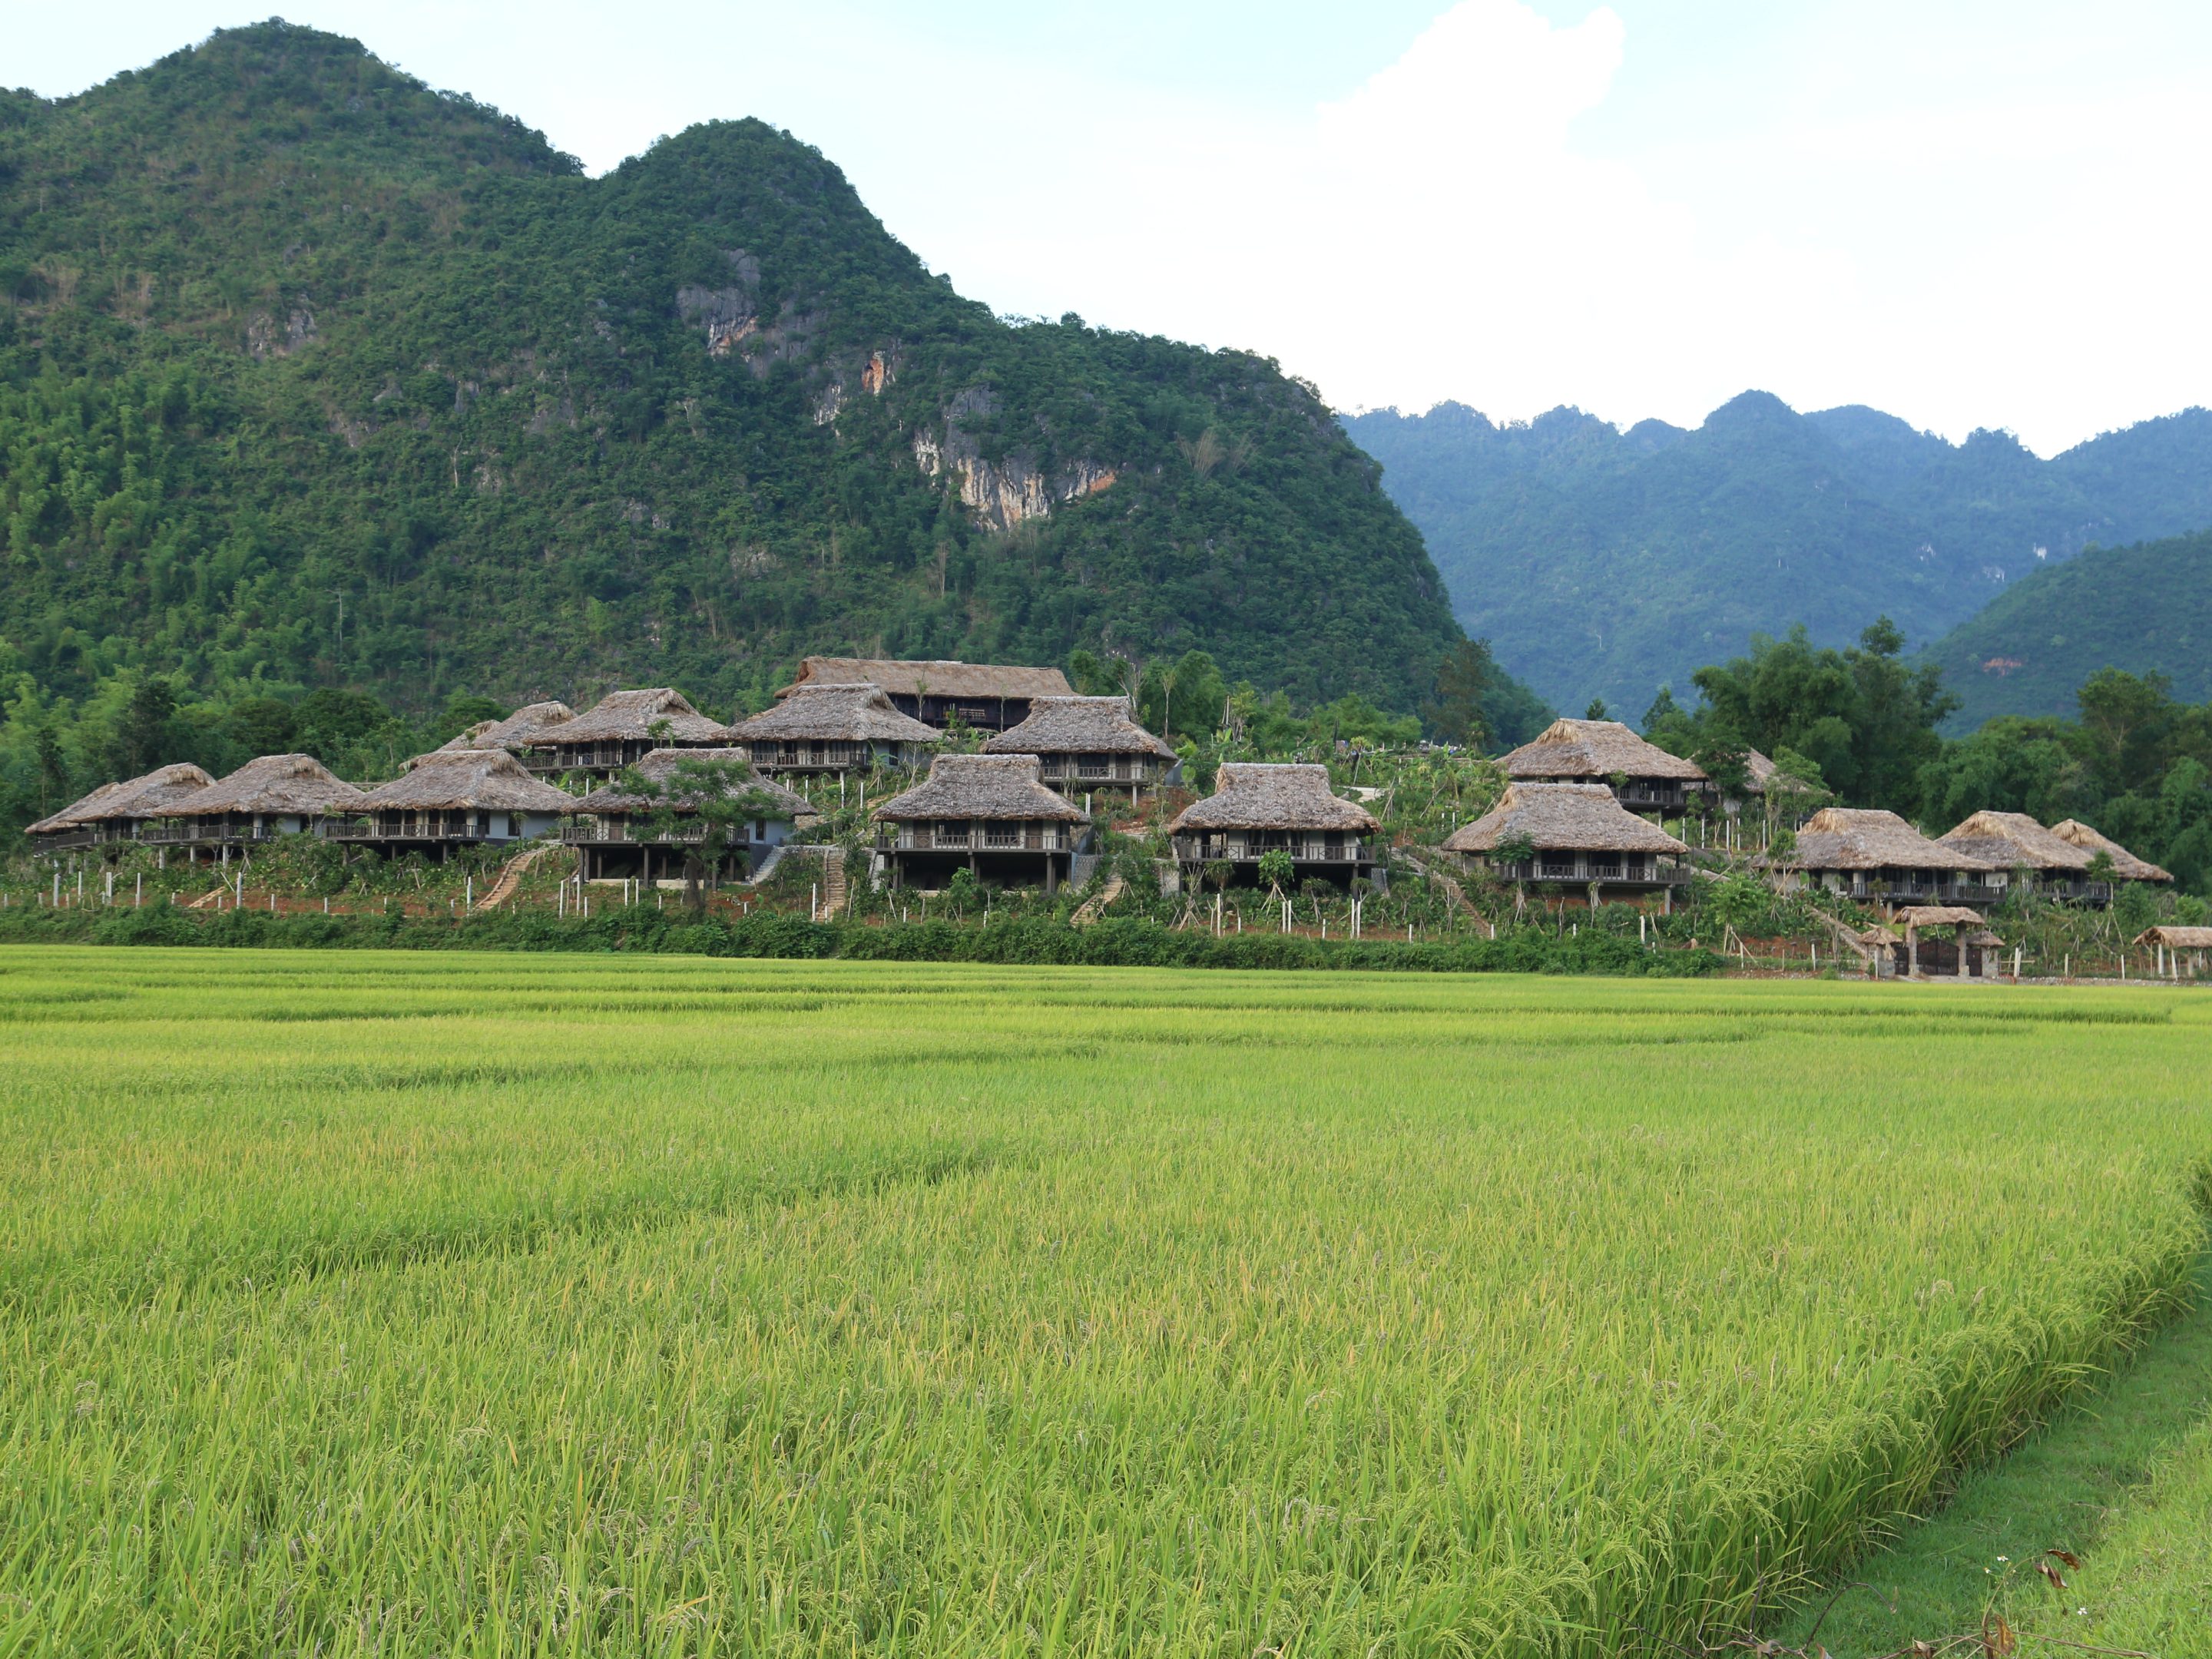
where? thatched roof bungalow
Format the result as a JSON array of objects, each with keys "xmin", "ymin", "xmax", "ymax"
[
  {"xmin": 1766, "ymin": 806, "xmax": 2002, "ymax": 909},
  {"xmin": 983, "ymin": 696, "xmax": 1177, "ymax": 797},
  {"xmin": 1166, "ymin": 763, "xmax": 1381, "ymax": 889},
  {"xmin": 1499, "ymin": 718, "xmax": 1709, "ymax": 812},
  {"xmin": 1937, "ymin": 810, "xmax": 2111, "ymax": 903},
  {"xmin": 1442, "ymin": 782, "xmax": 1690, "ymax": 903},
  {"xmin": 724, "ymin": 684, "xmax": 938, "ymax": 775},
  {"xmin": 565, "ymin": 748, "xmax": 815, "ymax": 882},
  {"xmin": 27, "ymin": 763, "xmax": 214, "ymax": 853},
  {"xmin": 871, "ymin": 753, "xmax": 1086, "ymax": 892},
  {"xmin": 520, "ymin": 688, "xmax": 731, "ymax": 780},
  {"xmin": 2050, "ymin": 820, "xmax": 2174, "ymax": 884},
  {"xmin": 435, "ymin": 700, "xmax": 575, "ymax": 756},
  {"xmin": 146, "ymin": 754, "xmax": 369, "ymax": 856},
  {"xmin": 326, "ymin": 750, "xmax": 577, "ymax": 857},
  {"xmin": 779, "ymin": 657, "xmax": 1073, "ymax": 732}
]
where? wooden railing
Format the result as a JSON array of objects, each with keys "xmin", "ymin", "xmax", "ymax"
[
  {"xmin": 322, "ymin": 816, "xmax": 518, "ymax": 843},
  {"xmin": 1037, "ymin": 756, "xmax": 1152, "ymax": 783},
  {"xmin": 1171, "ymin": 835, "xmax": 1376, "ymax": 864},
  {"xmin": 879, "ymin": 823, "xmax": 1068, "ymax": 852},
  {"xmin": 1491, "ymin": 858, "xmax": 1690, "ymax": 884}
]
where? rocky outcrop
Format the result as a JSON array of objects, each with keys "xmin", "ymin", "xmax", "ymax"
[
  {"xmin": 912, "ymin": 388, "xmax": 1116, "ymax": 531},
  {"xmin": 675, "ymin": 250, "xmax": 763, "ymax": 357}
]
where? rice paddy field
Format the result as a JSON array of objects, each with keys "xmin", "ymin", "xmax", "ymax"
[{"xmin": 1, "ymin": 945, "xmax": 2207, "ymax": 1657}]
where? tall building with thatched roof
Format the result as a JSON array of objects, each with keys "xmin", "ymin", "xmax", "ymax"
[
  {"xmin": 2050, "ymin": 820, "xmax": 2174, "ymax": 885},
  {"xmin": 870, "ymin": 753, "xmax": 1087, "ymax": 892},
  {"xmin": 326, "ymin": 750, "xmax": 578, "ymax": 858},
  {"xmin": 1442, "ymin": 782, "xmax": 1690, "ymax": 906},
  {"xmin": 1166, "ymin": 763, "xmax": 1381, "ymax": 890},
  {"xmin": 519, "ymin": 688, "xmax": 732, "ymax": 781},
  {"xmin": 564, "ymin": 749, "xmax": 815, "ymax": 882},
  {"xmin": 983, "ymin": 696, "xmax": 1178, "ymax": 799},
  {"xmin": 724, "ymin": 684, "xmax": 938, "ymax": 776},
  {"xmin": 1764, "ymin": 806, "xmax": 2002, "ymax": 910},
  {"xmin": 27, "ymin": 763, "xmax": 214, "ymax": 854},
  {"xmin": 778, "ymin": 657, "xmax": 1073, "ymax": 732},
  {"xmin": 145, "ymin": 754, "xmax": 368, "ymax": 858},
  {"xmin": 1937, "ymin": 810, "xmax": 2108, "ymax": 903},
  {"xmin": 1498, "ymin": 718, "xmax": 1710, "ymax": 813}
]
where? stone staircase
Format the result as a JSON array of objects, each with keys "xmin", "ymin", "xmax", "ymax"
[
  {"xmin": 820, "ymin": 847, "xmax": 848, "ymax": 919},
  {"xmin": 1070, "ymin": 873, "xmax": 1127, "ymax": 927},
  {"xmin": 478, "ymin": 843, "xmax": 561, "ymax": 910}
]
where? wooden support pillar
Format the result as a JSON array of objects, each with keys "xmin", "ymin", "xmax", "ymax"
[{"xmin": 1905, "ymin": 922, "xmax": 1919, "ymax": 979}]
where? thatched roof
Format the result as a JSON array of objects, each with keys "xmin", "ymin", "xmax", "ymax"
[
  {"xmin": 541, "ymin": 688, "xmax": 730, "ymax": 746},
  {"xmin": 1891, "ymin": 905, "xmax": 1988, "ymax": 929},
  {"xmin": 726, "ymin": 684, "xmax": 939, "ymax": 744},
  {"xmin": 2050, "ymin": 820, "xmax": 2174, "ymax": 883},
  {"xmin": 1741, "ymin": 749, "xmax": 1777, "ymax": 793},
  {"xmin": 1938, "ymin": 810, "xmax": 2093, "ymax": 873},
  {"xmin": 358, "ymin": 750, "xmax": 578, "ymax": 813},
  {"xmin": 441, "ymin": 700, "xmax": 575, "ymax": 752},
  {"xmin": 1781, "ymin": 807, "xmax": 1998, "ymax": 873},
  {"xmin": 1442, "ymin": 783, "xmax": 1688, "ymax": 856},
  {"xmin": 1500, "ymin": 719, "xmax": 1708, "ymax": 783},
  {"xmin": 2135, "ymin": 926, "xmax": 2212, "ymax": 948},
  {"xmin": 187, "ymin": 753, "xmax": 368, "ymax": 816},
  {"xmin": 872, "ymin": 754, "xmax": 1086, "ymax": 823},
  {"xmin": 1166, "ymin": 764, "xmax": 1379, "ymax": 833},
  {"xmin": 27, "ymin": 763, "xmax": 214, "ymax": 834},
  {"xmin": 984, "ymin": 696, "xmax": 1176, "ymax": 759},
  {"xmin": 782, "ymin": 657, "xmax": 1073, "ymax": 702},
  {"xmin": 575, "ymin": 749, "xmax": 814, "ymax": 819}
]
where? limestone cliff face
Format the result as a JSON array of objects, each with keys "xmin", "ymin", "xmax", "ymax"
[{"xmin": 912, "ymin": 387, "xmax": 1115, "ymax": 531}]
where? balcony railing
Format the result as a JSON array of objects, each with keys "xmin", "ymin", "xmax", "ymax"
[
  {"xmin": 558, "ymin": 820, "xmax": 733, "ymax": 846},
  {"xmin": 139, "ymin": 822, "xmax": 303, "ymax": 846},
  {"xmin": 321, "ymin": 815, "xmax": 523, "ymax": 843},
  {"xmin": 1171, "ymin": 834, "xmax": 1376, "ymax": 864},
  {"xmin": 1846, "ymin": 877, "xmax": 2008, "ymax": 907},
  {"xmin": 879, "ymin": 823, "xmax": 1068, "ymax": 853},
  {"xmin": 1037, "ymin": 755, "xmax": 1154, "ymax": 784},
  {"xmin": 1490, "ymin": 857, "xmax": 1691, "ymax": 885}
]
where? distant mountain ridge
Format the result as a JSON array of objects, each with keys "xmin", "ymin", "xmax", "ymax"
[{"xmin": 1346, "ymin": 396, "xmax": 2212, "ymax": 722}]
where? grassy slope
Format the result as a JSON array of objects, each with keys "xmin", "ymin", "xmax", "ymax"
[
  {"xmin": 0, "ymin": 22, "xmax": 1469, "ymax": 717},
  {"xmin": 1925, "ymin": 528, "xmax": 2212, "ymax": 730},
  {"xmin": 2, "ymin": 955, "xmax": 2209, "ymax": 1655}
]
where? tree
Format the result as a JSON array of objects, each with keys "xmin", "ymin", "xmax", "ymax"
[
  {"xmin": 224, "ymin": 697, "xmax": 298, "ymax": 759},
  {"xmin": 114, "ymin": 677, "xmax": 181, "ymax": 776},
  {"xmin": 1584, "ymin": 697, "xmax": 1608, "ymax": 721},
  {"xmin": 1422, "ymin": 639, "xmax": 1495, "ymax": 750},
  {"xmin": 622, "ymin": 755, "xmax": 796, "ymax": 909},
  {"xmin": 1256, "ymin": 848, "xmax": 1294, "ymax": 892}
]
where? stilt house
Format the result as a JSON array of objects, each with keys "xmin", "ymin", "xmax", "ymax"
[
  {"xmin": 1167, "ymin": 763, "xmax": 1381, "ymax": 890},
  {"xmin": 1937, "ymin": 810, "xmax": 2105, "ymax": 903},
  {"xmin": 724, "ymin": 684, "xmax": 938, "ymax": 776},
  {"xmin": 27, "ymin": 763, "xmax": 214, "ymax": 854},
  {"xmin": 326, "ymin": 750, "xmax": 576, "ymax": 856},
  {"xmin": 1764, "ymin": 807, "xmax": 2002, "ymax": 909},
  {"xmin": 1498, "ymin": 719, "xmax": 1710, "ymax": 813},
  {"xmin": 564, "ymin": 748, "xmax": 814, "ymax": 882},
  {"xmin": 145, "ymin": 754, "xmax": 368, "ymax": 856},
  {"xmin": 871, "ymin": 754, "xmax": 1086, "ymax": 892},
  {"xmin": 520, "ymin": 689, "xmax": 732, "ymax": 781},
  {"xmin": 1442, "ymin": 782, "xmax": 1690, "ymax": 906},
  {"xmin": 983, "ymin": 696, "xmax": 1178, "ymax": 798},
  {"xmin": 778, "ymin": 657, "xmax": 1073, "ymax": 733}
]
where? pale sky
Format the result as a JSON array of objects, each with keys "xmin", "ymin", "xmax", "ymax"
[{"xmin": 13, "ymin": 0, "xmax": 2211, "ymax": 455}]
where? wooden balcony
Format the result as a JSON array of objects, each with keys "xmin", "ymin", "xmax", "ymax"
[
  {"xmin": 1171, "ymin": 833, "xmax": 1376, "ymax": 865},
  {"xmin": 878, "ymin": 823, "xmax": 1068, "ymax": 853},
  {"xmin": 1489, "ymin": 857, "xmax": 1691, "ymax": 885},
  {"xmin": 323, "ymin": 813, "xmax": 526, "ymax": 843}
]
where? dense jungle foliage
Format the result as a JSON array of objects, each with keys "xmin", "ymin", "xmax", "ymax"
[
  {"xmin": 0, "ymin": 21, "xmax": 1505, "ymax": 820},
  {"xmin": 1349, "ymin": 396, "xmax": 2212, "ymax": 720}
]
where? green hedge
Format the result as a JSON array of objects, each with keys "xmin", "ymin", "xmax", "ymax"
[{"xmin": 0, "ymin": 905, "xmax": 1723, "ymax": 977}]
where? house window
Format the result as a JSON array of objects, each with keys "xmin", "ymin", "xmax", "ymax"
[{"xmin": 985, "ymin": 823, "xmax": 1021, "ymax": 849}]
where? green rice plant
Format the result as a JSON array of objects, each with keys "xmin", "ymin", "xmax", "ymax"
[{"xmin": 0, "ymin": 949, "xmax": 2206, "ymax": 1656}]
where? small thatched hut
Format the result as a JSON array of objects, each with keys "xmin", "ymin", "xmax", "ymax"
[
  {"xmin": 983, "ymin": 696, "xmax": 1178, "ymax": 798},
  {"xmin": 871, "ymin": 753, "xmax": 1087, "ymax": 892},
  {"xmin": 1442, "ymin": 782, "xmax": 1690, "ymax": 906},
  {"xmin": 565, "ymin": 748, "xmax": 815, "ymax": 882},
  {"xmin": 520, "ymin": 688, "xmax": 731, "ymax": 780},
  {"xmin": 1498, "ymin": 718, "xmax": 1709, "ymax": 812},
  {"xmin": 327, "ymin": 750, "xmax": 577, "ymax": 857},
  {"xmin": 1937, "ymin": 810, "xmax": 2105, "ymax": 902},
  {"xmin": 2050, "ymin": 820, "xmax": 2174, "ymax": 885},
  {"xmin": 779, "ymin": 657, "xmax": 1073, "ymax": 732},
  {"xmin": 26, "ymin": 763, "xmax": 214, "ymax": 853},
  {"xmin": 148, "ymin": 754, "xmax": 368, "ymax": 858},
  {"xmin": 2135, "ymin": 925, "xmax": 2212, "ymax": 979},
  {"xmin": 1765, "ymin": 806, "xmax": 2002, "ymax": 909},
  {"xmin": 724, "ymin": 684, "xmax": 938, "ymax": 775},
  {"xmin": 1885, "ymin": 904, "xmax": 2004, "ymax": 980},
  {"xmin": 1166, "ymin": 763, "xmax": 1381, "ymax": 890}
]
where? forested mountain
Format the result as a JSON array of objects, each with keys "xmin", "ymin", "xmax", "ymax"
[
  {"xmin": 1346, "ymin": 396, "xmax": 2212, "ymax": 720},
  {"xmin": 1925, "ymin": 529, "xmax": 2212, "ymax": 729},
  {"xmin": 0, "ymin": 22, "xmax": 1476, "ymax": 740}
]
